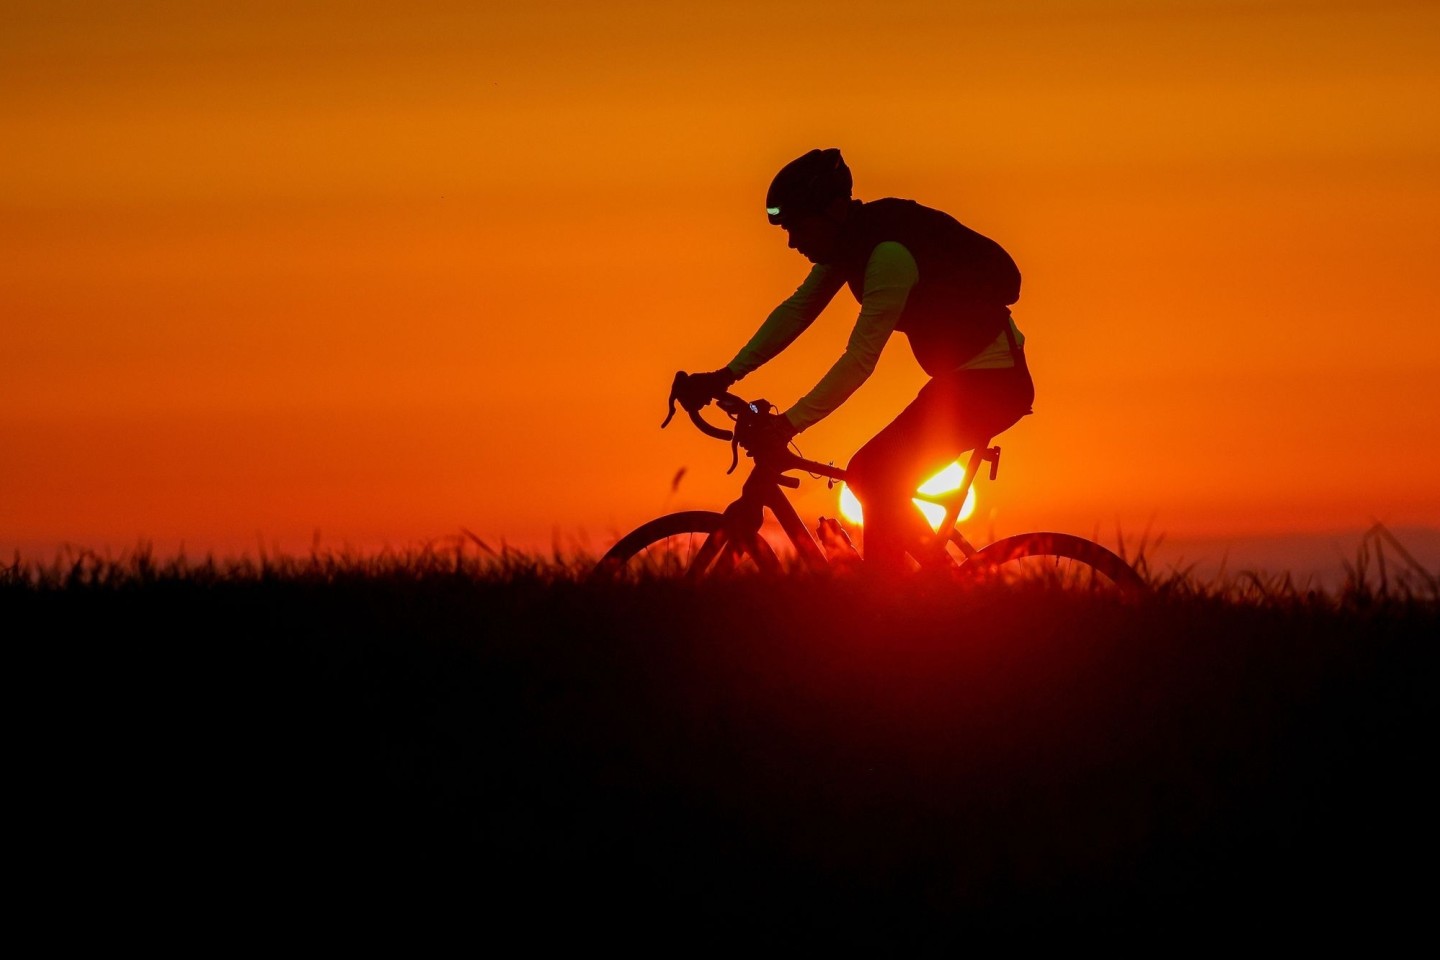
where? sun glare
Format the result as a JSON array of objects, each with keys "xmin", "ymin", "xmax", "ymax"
[{"xmin": 838, "ymin": 460, "xmax": 977, "ymax": 530}]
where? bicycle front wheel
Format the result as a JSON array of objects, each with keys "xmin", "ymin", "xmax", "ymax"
[
  {"xmin": 591, "ymin": 511, "xmax": 781, "ymax": 581},
  {"xmin": 957, "ymin": 532, "xmax": 1146, "ymax": 597}
]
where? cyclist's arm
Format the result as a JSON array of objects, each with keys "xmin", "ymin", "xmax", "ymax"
[
  {"xmin": 782, "ymin": 241, "xmax": 918, "ymax": 432},
  {"xmin": 725, "ymin": 264, "xmax": 845, "ymax": 379}
]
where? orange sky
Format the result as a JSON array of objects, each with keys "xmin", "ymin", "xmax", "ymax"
[{"xmin": 3, "ymin": 0, "xmax": 1438, "ymax": 560}]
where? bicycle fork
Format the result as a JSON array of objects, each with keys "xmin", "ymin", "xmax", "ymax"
[{"xmin": 715, "ymin": 470, "xmax": 846, "ymax": 570}]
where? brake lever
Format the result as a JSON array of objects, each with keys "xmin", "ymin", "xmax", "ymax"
[
  {"xmin": 661, "ymin": 371, "xmax": 685, "ymax": 429},
  {"xmin": 667, "ymin": 371, "xmax": 735, "ymax": 441}
]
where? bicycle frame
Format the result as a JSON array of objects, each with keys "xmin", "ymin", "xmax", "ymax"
[
  {"xmin": 659, "ymin": 379, "xmax": 1006, "ymax": 570},
  {"xmin": 714, "ymin": 442, "xmax": 1000, "ymax": 570}
]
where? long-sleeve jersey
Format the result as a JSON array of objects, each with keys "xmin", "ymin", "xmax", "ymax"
[{"xmin": 725, "ymin": 241, "xmax": 1025, "ymax": 432}]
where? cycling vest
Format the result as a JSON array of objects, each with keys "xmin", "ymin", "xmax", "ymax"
[{"xmin": 836, "ymin": 198, "xmax": 1021, "ymax": 377}]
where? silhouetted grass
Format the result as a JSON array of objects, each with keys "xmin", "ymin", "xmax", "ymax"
[{"xmin": 6, "ymin": 535, "xmax": 1434, "ymax": 942}]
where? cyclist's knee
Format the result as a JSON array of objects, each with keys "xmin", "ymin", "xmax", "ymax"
[
  {"xmin": 845, "ymin": 448, "xmax": 873, "ymax": 493},
  {"xmin": 846, "ymin": 449, "xmax": 907, "ymax": 503}
]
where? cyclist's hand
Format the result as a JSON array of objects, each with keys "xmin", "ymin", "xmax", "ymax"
[
  {"xmin": 745, "ymin": 410, "xmax": 797, "ymax": 454},
  {"xmin": 675, "ymin": 368, "xmax": 737, "ymax": 412}
]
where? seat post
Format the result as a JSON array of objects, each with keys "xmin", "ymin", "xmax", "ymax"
[{"xmin": 917, "ymin": 439, "xmax": 993, "ymax": 566}]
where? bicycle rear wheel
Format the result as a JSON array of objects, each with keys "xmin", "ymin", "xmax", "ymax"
[
  {"xmin": 956, "ymin": 532, "xmax": 1146, "ymax": 597},
  {"xmin": 592, "ymin": 511, "xmax": 781, "ymax": 581}
]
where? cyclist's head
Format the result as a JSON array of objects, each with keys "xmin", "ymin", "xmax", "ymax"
[
  {"xmin": 766, "ymin": 148, "xmax": 853, "ymax": 264},
  {"xmin": 766, "ymin": 148, "xmax": 852, "ymax": 227}
]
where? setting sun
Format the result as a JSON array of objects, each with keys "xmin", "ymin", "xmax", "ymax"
[{"xmin": 838, "ymin": 461, "xmax": 978, "ymax": 530}]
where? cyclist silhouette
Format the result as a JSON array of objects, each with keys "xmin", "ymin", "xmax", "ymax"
[{"xmin": 681, "ymin": 148, "xmax": 1034, "ymax": 570}]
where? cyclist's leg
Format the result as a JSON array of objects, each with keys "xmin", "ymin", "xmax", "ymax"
[
  {"xmin": 847, "ymin": 416, "xmax": 958, "ymax": 570},
  {"xmin": 847, "ymin": 364, "xmax": 1034, "ymax": 570}
]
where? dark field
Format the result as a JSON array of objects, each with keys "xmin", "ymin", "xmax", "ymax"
[{"xmin": 9, "ymin": 548, "xmax": 1435, "ymax": 942}]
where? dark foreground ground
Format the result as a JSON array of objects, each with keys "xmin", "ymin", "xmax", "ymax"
[{"xmin": 9, "ymin": 557, "xmax": 1436, "ymax": 943}]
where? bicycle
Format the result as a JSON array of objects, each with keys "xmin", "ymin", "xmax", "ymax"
[{"xmin": 593, "ymin": 372, "xmax": 1146, "ymax": 594}]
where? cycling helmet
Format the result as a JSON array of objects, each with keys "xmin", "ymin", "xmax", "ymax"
[{"xmin": 766, "ymin": 148, "xmax": 852, "ymax": 225}]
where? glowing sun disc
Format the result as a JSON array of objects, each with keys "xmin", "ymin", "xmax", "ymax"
[{"xmin": 838, "ymin": 460, "xmax": 977, "ymax": 530}]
